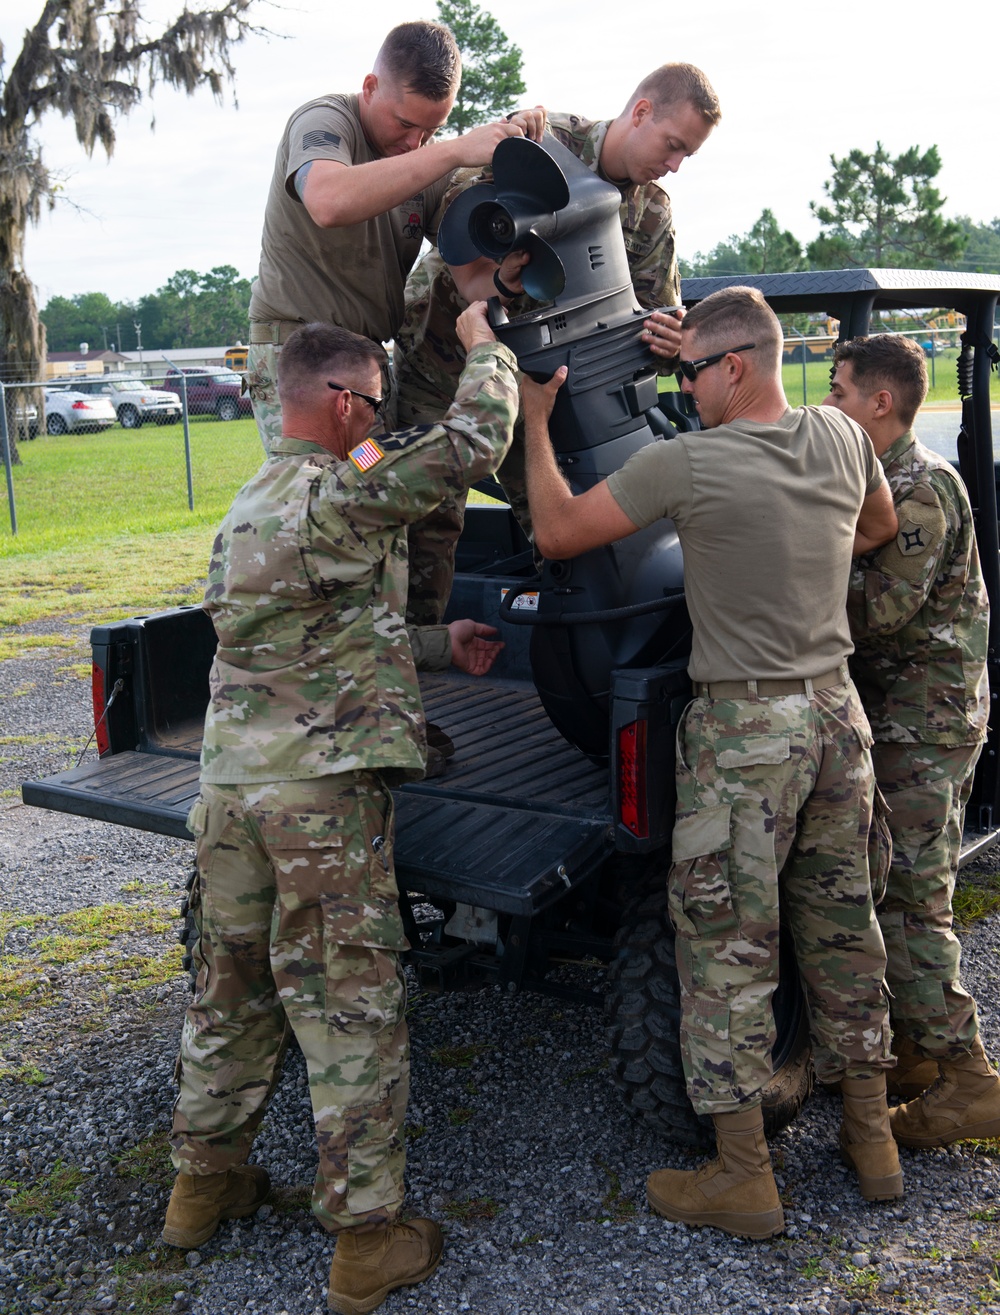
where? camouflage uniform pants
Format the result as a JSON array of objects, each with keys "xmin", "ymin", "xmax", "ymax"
[
  {"xmin": 170, "ymin": 773, "xmax": 410, "ymax": 1233},
  {"xmin": 669, "ymin": 680, "xmax": 891, "ymax": 1115},
  {"xmin": 396, "ymin": 374, "xmax": 532, "ymax": 624},
  {"xmin": 874, "ymin": 740, "xmax": 982, "ymax": 1058}
]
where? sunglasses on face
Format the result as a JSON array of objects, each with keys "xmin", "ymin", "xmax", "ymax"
[
  {"xmin": 676, "ymin": 343, "xmax": 757, "ymax": 383},
  {"xmin": 327, "ymin": 381, "xmax": 384, "ymax": 417}
]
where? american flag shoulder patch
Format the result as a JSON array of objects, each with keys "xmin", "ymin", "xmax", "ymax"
[
  {"xmin": 349, "ymin": 438, "xmax": 385, "ymax": 472},
  {"xmin": 302, "ymin": 130, "xmax": 341, "ymax": 150}
]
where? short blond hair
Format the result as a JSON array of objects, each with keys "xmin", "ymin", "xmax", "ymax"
[
  {"xmin": 628, "ymin": 64, "xmax": 721, "ymax": 125},
  {"xmin": 683, "ymin": 286, "xmax": 782, "ymax": 370}
]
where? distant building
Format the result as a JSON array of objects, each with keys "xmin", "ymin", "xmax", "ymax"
[{"xmin": 45, "ymin": 348, "xmax": 130, "ymax": 380}]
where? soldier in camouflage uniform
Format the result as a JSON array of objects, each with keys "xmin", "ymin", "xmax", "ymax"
[
  {"xmin": 520, "ymin": 286, "xmax": 903, "ymax": 1237},
  {"xmin": 825, "ymin": 333, "xmax": 1000, "ymax": 1149},
  {"xmin": 394, "ymin": 62, "xmax": 722, "ymax": 625},
  {"xmin": 162, "ymin": 306, "xmax": 518, "ymax": 1314}
]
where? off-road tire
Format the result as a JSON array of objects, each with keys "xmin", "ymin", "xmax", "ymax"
[{"xmin": 606, "ymin": 869, "xmax": 813, "ymax": 1148}]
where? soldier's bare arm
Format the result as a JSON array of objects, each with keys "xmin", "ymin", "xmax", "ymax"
[
  {"xmin": 297, "ymin": 118, "xmax": 534, "ymax": 229},
  {"xmin": 522, "ymin": 367, "xmax": 640, "ymax": 560},
  {"xmin": 853, "ymin": 479, "xmax": 899, "ymax": 556}
]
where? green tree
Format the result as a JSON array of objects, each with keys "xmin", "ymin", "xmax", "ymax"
[
  {"xmin": 0, "ymin": 0, "xmax": 266, "ymax": 466},
  {"xmin": 40, "ymin": 292, "xmax": 135, "ymax": 353},
  {"xmin": 435, "ymin": 0, "xmax": 526, "ymax": 135},
  {"xmin": 807, "ymin": 142, "xmax": 966, "ymax": 269},
  {"xmin": 943, "ymin": 217, "xmax": 1000, "ymax": 275},
  {"xmin": 683, "ymin": 210, "xmax": 804, "ymax": 278}
]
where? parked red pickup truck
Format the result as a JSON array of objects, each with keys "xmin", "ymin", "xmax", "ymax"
[{"xmin": 160, "ymin": 367, "xmax": 252, "ymax": 421}]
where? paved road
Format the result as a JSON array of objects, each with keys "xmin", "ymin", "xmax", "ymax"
[{"xmin": 914, "ymin": 407, "xmax": 1000, "ymax": 463}]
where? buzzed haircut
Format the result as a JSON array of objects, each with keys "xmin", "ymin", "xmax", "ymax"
[
  {"xmin": 376, "ymin": 22, "xmax": 461, "ymax": 102},
  {"xmin": 831, "ymin": 334, "xmax": 928, "ymax": 430},
  {"xmin": 682, "ymin": 285, "xmax": 782, "ymax": 368},
  {"xmin": 630, "ymin": 63, "xmax": 721, "ymax": 126},
  {"xmin": 278, "ymin": 323, "xmax": 388, "ymax": 398}
]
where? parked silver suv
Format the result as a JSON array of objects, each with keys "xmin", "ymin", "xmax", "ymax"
[{"xmin": 58, "ymin": 376, "xmax": 182, "ymax": 428}]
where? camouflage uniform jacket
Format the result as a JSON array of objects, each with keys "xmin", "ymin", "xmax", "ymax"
[
  {"xmin": 848, "ymin": 429, "xmax": 989, "ymax": 745},
  {"xmin": 199, "ymin": 341, "xmax": 519, "ymax": 784},
  {"xmin": 393, "ymin": 111, "xmax": 680, "ymax": 408}
]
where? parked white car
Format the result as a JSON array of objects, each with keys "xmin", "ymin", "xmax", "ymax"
[
  {"xmin": 51, "ymin": 376, "xmax": 182, "ymax": 428},
  {"xmin": 43, "ymin": 386, "xmax": 117, "ymax": 434}
]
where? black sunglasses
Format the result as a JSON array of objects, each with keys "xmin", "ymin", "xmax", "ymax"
[
  {"xmin": 677, "ymin": 343, "xmax": 756, "ymax": 383},
  {"xmin": 328, "ymin": 381, "xmax": 384, "ymax": 416}
]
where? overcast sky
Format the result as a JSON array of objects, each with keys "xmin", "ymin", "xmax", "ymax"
[{"xmin": 5, "ymin": 0, "xmax": 998, "ymax": 325}]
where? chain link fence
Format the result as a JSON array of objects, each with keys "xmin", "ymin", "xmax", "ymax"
[{"xmin": 2, "ymin": 372, "xmax": 263, "ymax": 538}]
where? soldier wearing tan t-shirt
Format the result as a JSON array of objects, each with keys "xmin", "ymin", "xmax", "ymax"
[
  {"xmin": 520, "ymin": 285, "xmax": 903, "ymax": 1239},
  {"xmin": 246, "ymin": 19, "xmax": 544, "ymax": 454}
]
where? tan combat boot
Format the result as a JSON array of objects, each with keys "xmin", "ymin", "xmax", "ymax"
[
  {"xmin": 161, "ymin": 1165, "xmax": 271, "ymax": 1248},
  {"xmin": 646, "ymin": 1105, "xmax": 785, "ymax": 1239},
  {"xmin": 839, "ymin": 1073, "xmax": 904, "ymax": 1201},
  {"xmin": 327, "ymin": 1218, "xmax": 443, "ymax": 1315},
  {"xmin": 890, "ymin": 1037, "xmax": 1000, "ymax": 1148},
  {"xmin": 886, "ymin": 1033, "xmax": 940, "ymax": 1102}
]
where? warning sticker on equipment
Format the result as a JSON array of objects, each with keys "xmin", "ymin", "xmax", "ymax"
[{"xmin": 501, "ymin": 588, "xmax": 539, "ymax": 611}]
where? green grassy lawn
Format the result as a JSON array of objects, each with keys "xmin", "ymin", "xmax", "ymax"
[
  {"xmin": 1, "ymin": 417, "xmax": 264, "ymax": 633},
  {"xmin": 0, "ymin": 415, "xmax": 501, "ymax": 640}
]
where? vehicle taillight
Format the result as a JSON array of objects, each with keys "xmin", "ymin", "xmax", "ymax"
[
  {"xmin": 72, "ymin": 400, "xmax": 91, "ymax": 410},
  {"xmin": 92, "ymin": 663, "xmax": 110, "ymax": 756},
  {"xmin": 617, "ymin": 719, "xmax": 649, "ymax": 839}
]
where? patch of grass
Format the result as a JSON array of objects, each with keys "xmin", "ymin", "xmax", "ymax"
[
  {"xmin": 443, "ymin": 1196, "xmax": 500, "ymax": 1222},
  {"xmin": 115, "ymin": 945, "xmax": 184, "ymax": 991},
  {"xmin": 447, "ymin": 1107, "xmax": 474, "ymax": 1127},
  {"xmin": 0, "ymin": 911, "xmax": 45, "ymax": 941},
  {"xmin": 843, "ymin": 1264, "xmax": 881, "ymax": 1298},
  {"xmin": 971, "ymin": 1207, "xmax": 1000, "ymax": 1222},
  {"xmin": 405, "ymin": 1123, "xmax": 426, "ymax": 1141},
  {"xmin": 594, "ymin": 1155, "xmax": 636, "ymax": 1224},
  {"xmin": 430, "ymin": 1043, "xmax": 491, "ymax": 1068},
  {"xmin": 115, "ymin": 1135, "xmax": 174, "ymax": 1189},
  {"xmin": 800, "ymin": 1256, "xmax": 824, "ymax": 1279},
  {"xmin": 954, "ymin": 874, "xmax": 1000, "ymax": 927},
  {"xmin": 0, "ymin": 632, "xmax": 79, "ymax": 662},
  {"xmin": 1, "ymin": 420, "xmax": 264, "ymax": 627},
  {"xmin": 0, "ymin": 1062, "xmax": 47, "ymax": 1085},
  {"xmin": 5, "ymin": 1160, "xmax": 84, "ymax": 1218}
]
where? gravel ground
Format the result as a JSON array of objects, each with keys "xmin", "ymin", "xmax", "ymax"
[{"xmin": 4, "ymin": 628, "xmax": 1000, "ymax": 1315}]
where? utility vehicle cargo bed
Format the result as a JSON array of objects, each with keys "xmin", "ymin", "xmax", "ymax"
[{"xmin": 22, "ymin": 673, "xmax": 614, "ymax": 916}]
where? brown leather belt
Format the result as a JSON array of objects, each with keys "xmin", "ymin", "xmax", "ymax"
[
  {"xmin": 248, "ymin": 320, "xmax": 303, "ymax": 346},
  {"xmin": 692, "ymin": 665, "xmax": 848, "ymax": 700}
]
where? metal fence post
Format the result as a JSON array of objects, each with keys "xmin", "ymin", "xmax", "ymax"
[
  {"xmin": 162, "ymin": 355, "xmax": 195, "ymax": 511},
  {"xmin": 0, "ymin": 382, "xmax": 18, "ymax": 536}
]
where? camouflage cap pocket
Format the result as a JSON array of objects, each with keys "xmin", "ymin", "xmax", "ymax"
[{"xmin": 715, "ymin": 736, "xmax": 790, "ymax": 769}]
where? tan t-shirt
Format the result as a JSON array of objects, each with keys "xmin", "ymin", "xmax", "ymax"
[
  {"xmin": 249, "ymin": 94, "xmax": 451, "ymax": 343},
  {"xmin": 606, "ymin": 406, "xmax": 885, "ymax": 683}
]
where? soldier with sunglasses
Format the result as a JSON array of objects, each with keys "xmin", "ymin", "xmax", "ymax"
[
  {"xmin": 520, "ymin": 284, "xmax": 903, "ymax": 1238},
  {"xmin": 162, "ymin": 305, "xmax": 518, "ymax": 1314}
]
